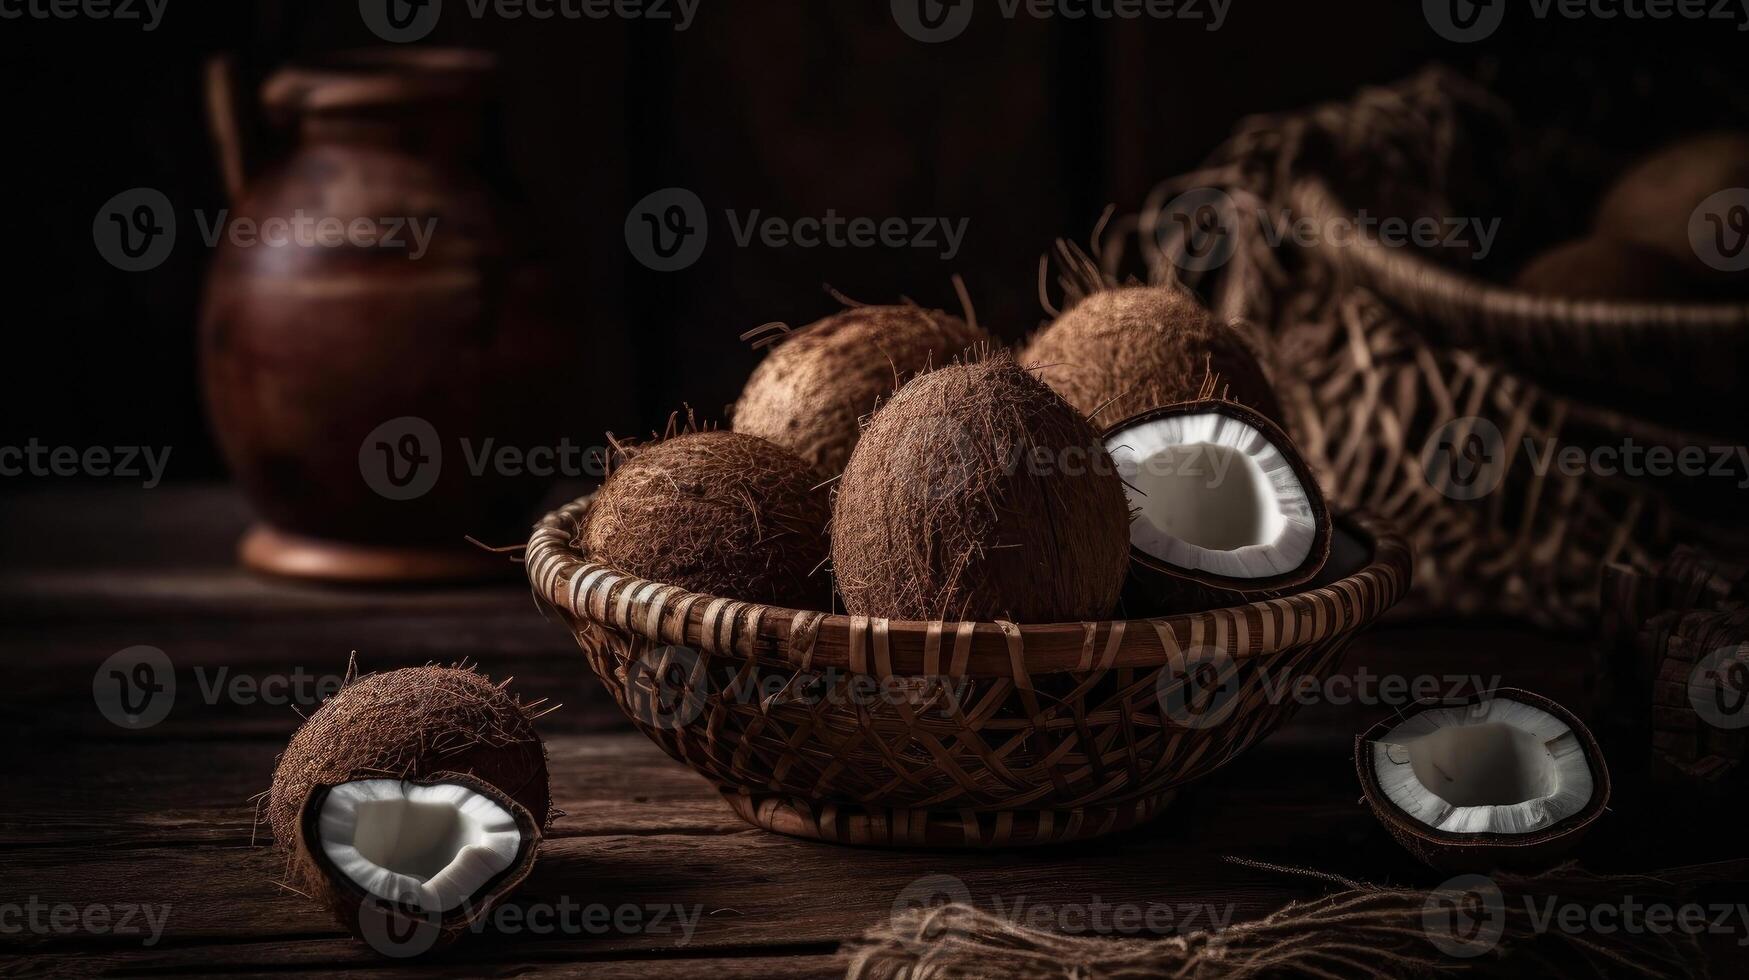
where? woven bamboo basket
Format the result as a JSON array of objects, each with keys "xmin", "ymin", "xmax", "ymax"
[
  {"xmin": 528, "ymin": 497, "xmax": 1411, "ymax": 847},
  {"xmin": 1110, "ymin": 66, "xmax": 1749, "ymax": 629}
]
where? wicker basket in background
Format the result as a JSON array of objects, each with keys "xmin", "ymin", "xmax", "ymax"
[
  {"xmin": 528, "ymin": 498, "xmax": 1410, "ymax": 848},
  {"xmin": 1116, "ymin": 66, "xmax": 1749, "ymax": 631}
]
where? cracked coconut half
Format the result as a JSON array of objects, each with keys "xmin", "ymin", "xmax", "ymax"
[
  {"xmin": 1356, "ymin": 689, "xmax": 1610, "ymax": 872},
  {"xmin": 1104, "ymin": 398, "xmax": 1330, "ymax": 613},
  {"xmin": 267, "ymin": 664, "xmax": 551, "ymax": 948}
]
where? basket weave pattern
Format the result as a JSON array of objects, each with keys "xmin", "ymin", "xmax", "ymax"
[
  {"xmin": 529, "ymin": 499, "xmax": 1411, "ymax": 846},
  {"xmin": 1120, "ymin": 67, "xmax": 1749, "ymax": 629}
]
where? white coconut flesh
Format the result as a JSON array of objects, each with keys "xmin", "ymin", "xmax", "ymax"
[
  {"xmin": 317, "ymin": 779, "xmax": 523, "ymax": 913},
  {"xmin": 1105, "ymin": 411, "xmax": 1317, "ymax": 580},
  {"xmin": 1371, "ymin": 698, "xmax": 1596, "ymax": 835}
]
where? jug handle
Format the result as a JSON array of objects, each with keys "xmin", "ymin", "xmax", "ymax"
[{"xmin": 205, "ymin": 54, "xmax": 251, "ymax": 205}]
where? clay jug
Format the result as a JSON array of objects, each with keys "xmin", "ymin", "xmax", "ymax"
[{"xmin": 201, "ymin": 49, "xmax": 574, "ymax": 582}]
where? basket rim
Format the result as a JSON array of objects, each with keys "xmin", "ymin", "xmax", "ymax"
[
  {"xmin": 526, "ymin": 498, "xmax": 1412, "ymax": 678},
  {"xmin": 1290, "ymin": 177, "xmax": 1749, "ymax": 330}
]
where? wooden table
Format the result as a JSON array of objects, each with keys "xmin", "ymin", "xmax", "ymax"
[{"xmin": 3, "ymin": 486, "xmax": 1745, "ymax": 978}]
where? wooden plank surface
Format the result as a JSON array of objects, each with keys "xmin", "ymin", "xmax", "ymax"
[{"xmin": 2, "ymin": 487, "xmax": 1746, "ymax": 977}]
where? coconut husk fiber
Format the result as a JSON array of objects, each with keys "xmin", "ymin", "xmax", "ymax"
[
  {"xmin": 264, "ymin": 662, "xmax": 553, "ymax": 850},
  {"xmin": 831, "ymin": 350, "xmax": 1130, "ymax": 623},
  {"xmin": 733, "ymin": 303, "xmax": 990, "ymax": 477},
  {"xmin": 1022, "ymin": 277, "xmax": 1284, "ymax": 431},
  {"xmin": 262, "ymin": 661, "xmax": 554, "ymax": 942},
  {"xmin": 844, "ymin": 860, "xmax": 1727, "ymax": 979},
  {"xmin": 579, "ymin": 426, "xmax": 831, "ymax": 610}
]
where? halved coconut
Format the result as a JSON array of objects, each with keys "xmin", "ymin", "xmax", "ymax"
[
  {"xmin": 311, "ymin": 776, "xmax": 533, "ymax": 911},
  {"xmin": 297, "ymin": 772, "xmax": 541, "ymax": 950},
  {"xmin": 1356, "ymin": 689, "xmax": 1611, "ymax": 872},
  {"xmin": 1103, "ymin": 399, "xmax": 1331, "ymax": 613},
  {"xmin": 267, "ymin": 665, "xmax": 552, "ymax": 951}
]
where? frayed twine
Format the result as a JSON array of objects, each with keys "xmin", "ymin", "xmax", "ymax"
[{"xmin": 843, "ymin": 858, "xmax": 1729, "ymax": 979}]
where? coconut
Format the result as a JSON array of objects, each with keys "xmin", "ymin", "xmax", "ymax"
[
  {"xmin": 831, "ymin": 352, "xmax": 1130, "ymax": 623},
  {"xmin": 1594, "ymin": 131, "xmax": 1749, "ymax": 293},
  {"xmin": 1022, "ymin": 286, "xmax": 1284, "ymax": 429},
  {"xmin": 732, "ymin": 305, "xmax": 991, "ymax": 476},
  {"xmin": 1105, "ymin": 399, "xmax": 1331, "ymax": 614},
  {"xmin": 1356, "ymin": 689, "xmax": 1610, "ymax": 873},
  {"xmin": 266, "ymin": 665, "xmax": 551, "ymax": 947},
  {"xmin": 580, "ymin": 429, "xmax": 830, "ymax": 608},
  {"xmin": 1513, "ymin": 237, "xmax": 1697, "ymax": 301}
]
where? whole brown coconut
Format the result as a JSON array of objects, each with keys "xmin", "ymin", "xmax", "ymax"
[
  {"xmin": 1513, "ymin": 237, "xmax": 1696, "ymax": 301},
  {"xmin": 1022, "ymin": 286, "xmax": 1284, "ymax": 429},
  {"xmin": 832, "ymin": 353, "xmax": 1130, "ymax": 623},
  {"xmin": 580, "ymin": 430, "xmax": 830, "ymax": 608},
  {"xmin": 732, "ymin": 305, "xmax": 990, "ymax": 476},
  {"xmin": 1594, "ymin": 131, "xmax": 1749, "ymax": 285},
  {"xmin": 266, "ymin": 665, "xmax": 551, "ymax": 946}
]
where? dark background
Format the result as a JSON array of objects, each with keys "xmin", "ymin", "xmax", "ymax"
[{"xmin": 4, "ymin": 0, "xmax": 1747, "ymax": 483}]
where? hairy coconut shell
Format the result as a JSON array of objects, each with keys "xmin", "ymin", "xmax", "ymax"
[
  {"xmin": 1594, "ymin": 131, "xmax": 1749, "ymax": 289},
  {"xmin": 580, "ymin": 430, "xmax": 831, "ymax": 608},
  {"xmin": 732, "ymin": 305, "xmax": 991, "ymax": 476},
  {"xmin": 267, "ymin": 666, "xmax": 551, "ymax": 944},
  {"xmin": 832, "ymin": 352, "xmax": 1130, "ymax": 623},
  {"xmin": 1022, "ymin": 286, "xmax": 1284, "ymax": 429},
  {"xmin": 295, "ymin": 771, "xmax": 541, "ymax": 950},
  {"xmin": 1513, "ymin": 237, "xmax": 1695, "ymax": 301},
  {"xmin": 1355, "ymin": 688, "xmax": 1611, "ymax": 874}
]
